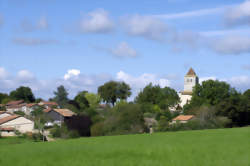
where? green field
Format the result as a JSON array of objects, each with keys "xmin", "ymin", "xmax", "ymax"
[{"xmin": 0, "ymin": 127, "xmax": 250, "ymax": 166}]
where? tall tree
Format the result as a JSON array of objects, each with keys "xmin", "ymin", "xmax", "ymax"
[
  {"xmin": 98, "ymin": 81, "xmax": 131, "ymax": 106},
  {"xmin": 74, "ymin": 91, "xmax": 89, "ymax": 110},
  {"xmin": 53, "ymin": 85, "xmax": 69, "ymax": 107},
  {"xmin": 85, "ymin": 92, "xmax": 101, "ymax": 108},
  {"xmin": 0, "ymin": 93, "xmax": 9, "ymax": 104},
  {"xmin": 135, "ymin": 83, "xmax": 180, "ymax": 109},
  {"xmin": 184, "ymin": 80, "xmax": 235, "ymax": 111},
  {"xmin": 9, "ymin": 86, "xmax": 35, "ymax": 103}
]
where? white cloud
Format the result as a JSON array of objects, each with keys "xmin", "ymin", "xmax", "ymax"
[
  {"xmin": 199, "ymin": 76, "xmax": 217, "ymax": 83},
  {"xmin": 0, "ymin": 67, "xmax": 8, "ymax": 79},
  {"xmin": 211, "ymin": 35, "xmax": 250, "ymax": 55},
  {"xmin": 17, "ymin": 70, "xmax": 35, "ymax": 80},
  {"xmin": 12, "ymin": 37, "xmax": 59, "ymax": 46},
  {"xmin": 225, "ymin": 1, "xmax": 250, "ymax": 26},
  {"xmin": 154, "ymin": 5, "xmax": 230, "ymax": 19},
  {"xmin": 79, "ymin": 9, "xmax": 114, "ymax": 33},
  {"xmin": 121, "ymin": 15, "xmax": 168, "ymax": 41},
  {"xmin": 110, "ymin": 42, "xmax": 138, "ymax": 58},
  {"xmin": 64, "ymin": 69, "xmax": 81, "ymax": 80}
]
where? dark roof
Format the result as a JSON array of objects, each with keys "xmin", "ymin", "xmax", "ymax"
[{"xmin": 186, "ymin": 68, "xmax": 196, "ymax": 76}]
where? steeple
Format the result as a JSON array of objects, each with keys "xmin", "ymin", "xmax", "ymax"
[
  {"xmin": 186, "ymin": 68, "xmax": 196, "ymax": 76},
  {"xmin": 183, "ymin": 68, "xmax": 199, "ymax": 93}
]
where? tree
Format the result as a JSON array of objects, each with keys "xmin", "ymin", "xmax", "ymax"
[
  {"xmin": 85, "ymin": 92, "xmax": 101, "ymax": 108},
  {"xmin": 0, "ymin": 93, "xmax": 9, "ymax": 104},
  {"xmin": 53, "ymin": 85, "xmax": 69, "ymax": 107},
  {"xmin": 184, "ymin": 80, "xmax": 235, "ymax": 111},
  {"xmin": 135, "ymin": 83, "xmax": 180, "ymax": 109},
  {"xmin": 98, "ymin": 81, "xmax": 131, "ymax": 106},
  {"xmin": 10, "ymin": 86, "xmax": 35, "ymax": 103},
  {"xmin": 74, "ymin": 91, "xmax": 89, "ymax": 110},
  {"xmin": 243, "ymin": 89, "xmax": 250, "ymax": 100}
]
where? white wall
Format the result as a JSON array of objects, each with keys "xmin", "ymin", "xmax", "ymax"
[
  {"xmin": 0, "ymin": 113, "xmax": 11, "ymax": 119},
  {"xmin": 179, "ymin": 93, "xmax": 192, "ymax": 108},
  {"xmin": 0, "ymin": 117, "xmax": 34, "ymax": 133}
]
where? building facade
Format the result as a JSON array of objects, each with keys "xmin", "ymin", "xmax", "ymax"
[{"xmin": 178, "ymin": 68, "xmax": 199, "ymax": 108}]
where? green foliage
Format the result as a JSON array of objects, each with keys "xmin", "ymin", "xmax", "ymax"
[
  {"xmin": 53, "ymin": 85, "xmax": 69, "ymax": 107},
  {"xmin": 14, "ymin": 111, "xmax": 25, "ymax": 116},
  {"xmin": 0, "ymin": 93, "xmax": 9, "ymax": 104},
  {"xmin": 185, "ymin": 80, "xmax": 234, "ymax": 110},
  {"xmin": 93, "ymin": 103, "xmax": 146, "ymax": 136},
  {"xmin": 51, "ymin": 124, "xmax": 79, "ymax": 139},
  {"xmin": 74, "ymin": 91, "xmax": 89, "ymax": 110},
  {"xmin": 85, "ymin": 92, "xmax": 101, "ymax": 108},
  {"xmin": 9, "ymin": 86, "xmax": 35, "ymax": 103},
  {"xmin": 136, "ymin": 83, "xmax": 180, "ymax": 109},
  {"xmin": 98, "ymin": 81, "xmax": 131, "ymax": 106}
]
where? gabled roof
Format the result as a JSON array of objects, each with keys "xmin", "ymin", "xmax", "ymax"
[
  {"xmin": 40, "ymin": 101, "xmax": 58, "ymax": 106},
  {"xmin": 186, "ymin": 68, "xmax": 196, "ymax": 76},
  {"xmin": 6, "ymin": 100, "xmax": 24, "ymax": 106},
  {"xmin": 0, "ymin": 115, "xmax": 20, "ymax": 125},
  {"xmin": 26, "ymin": 103, "xmax": 37, "ymax": 108},
  {"xmin": 53, "ymin": 109, "xmax": 75, "ymax": 117},
  {"xmin": 173, "ymin": 115, "xmax": 194, "ymax": 121}
]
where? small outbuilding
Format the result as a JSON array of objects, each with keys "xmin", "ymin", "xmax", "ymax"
[{"xmin": 172, "ymin": 115, "xmax": 195, "ymax": 124}]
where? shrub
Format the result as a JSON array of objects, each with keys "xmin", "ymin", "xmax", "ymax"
[{"xmin": 91, "ymin": 122, "xmax": 105, "ymax": 136}]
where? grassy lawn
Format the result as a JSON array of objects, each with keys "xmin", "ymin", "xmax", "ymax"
[{"xmin": 0, "ymin": 127, "xmax": 250, "ymax": 166}]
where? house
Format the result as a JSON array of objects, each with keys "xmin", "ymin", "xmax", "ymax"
[
  {"xmin": 44, "ymin": 108, "xmax": 75, "ymax": 125},
  {"xmin": 172, "ymin": 115, "xmax": 195, "ymax": 124},
  {"xmin": 39, "ymin": 101, "xmax": 59, "ymax": 109},
  {"xmin": 0, "ymin": 111, "xmax": 12, "ymax": 119},
  {"xmin": 0, "ymin": 127, "xmax": 15, "ymax": 137},
  {"xmin": 0, "ymin": 115, "xmax": 34, "ymax": 136},
  {"xmin": 25, "ymin": 103, "xmax": 39, "ymax": 115},
  {"xmin": 6, "ymin": 104, "xmax": 27, "ymax": 114}
]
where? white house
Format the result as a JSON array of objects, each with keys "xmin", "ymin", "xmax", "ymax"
[
  {"xmin": 0, "ymin": 111, "xmax": 12, "ymax": 119},
  {"xmin": 178, "ymin": 68, "xmax": 199, "ymax": 108},
  {"xmin": 0, "ymin": 115, "xmax": 34, "ymax": 136}
]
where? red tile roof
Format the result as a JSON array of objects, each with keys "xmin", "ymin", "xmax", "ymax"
[
  {"xmin": 26, "ymin": 103, "xmax": 37, "ymax": 107},
  {"xmin": 173, "ymin": 115, "xmax": 194, "ymax": 121},
  {"xmin": 0, "ymin": 127, "xmax": 14, "ymax": 131},
  {"xmin": 0, "ymin": 115, "xmax": 20, "ymax": 125},
  {"xmin": 42, "ymin": 101, "xmax": 58, "ymax": 106},
  {"xmin": 6, "ymin": 100, "xmax": 24, "ymax": 106}
]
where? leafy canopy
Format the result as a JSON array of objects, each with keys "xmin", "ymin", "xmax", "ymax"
[
  {"xmin": 9, "ymin": 86, "xmax": 35, "ymax": 103},
  {"xmin": 98, "ymin": 81, "xmax": 131, "ymax": 106}
]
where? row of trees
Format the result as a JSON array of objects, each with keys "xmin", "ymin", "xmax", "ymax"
[{"xmin": 1, "ymin": 79, "xmax": 249, "ymax": 137}]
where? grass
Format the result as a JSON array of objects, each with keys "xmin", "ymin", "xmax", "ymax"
[{"xmin": 0, "ymin": 127, "xmax": 250, "ymax": 166}]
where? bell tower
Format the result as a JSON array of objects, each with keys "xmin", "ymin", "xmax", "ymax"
[{"xmin": 183, "ymin": 68, "xmax": 199, "ymax": 93}]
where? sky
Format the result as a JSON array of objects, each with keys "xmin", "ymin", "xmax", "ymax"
[{"xmin": 0, "ymin": 0, "xmax": 250, "ymax": 100}]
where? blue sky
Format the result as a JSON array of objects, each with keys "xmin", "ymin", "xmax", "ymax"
[{"xmin": 0, "ymin": 0, "xmax": 250, "ymax": 99}]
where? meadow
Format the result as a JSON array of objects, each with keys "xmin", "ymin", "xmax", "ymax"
[{"xmin": 0, "ymin": 127, "xmax": 250, "ymax": 166}]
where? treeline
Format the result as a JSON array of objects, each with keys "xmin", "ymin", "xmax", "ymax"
[{"xmin": 0, "ymin": 79, "xmax": 250, "ymax": 137}]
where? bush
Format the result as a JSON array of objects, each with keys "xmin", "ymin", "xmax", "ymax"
[{"xmin": 91, "ymin": 122, "xmax": 105, "ymax": 136}]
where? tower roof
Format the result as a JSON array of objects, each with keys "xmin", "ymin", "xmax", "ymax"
[{"xmin": 186, "ymin": 68, "xmax": 196, "ymax": 76}]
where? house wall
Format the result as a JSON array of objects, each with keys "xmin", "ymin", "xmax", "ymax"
[
  {"xmin": 184, "ymin": 76, "xmax": 198, "ymax": 92},
  {"xmin": 1, "ymin": 131, "xmax": 16, "ymax": 137},
  {"xmin": 47, "ymin": 110, "xmax": 64, "ymax": 122},
  {"xmin": 179, "ymin": 94, "xmax": 192, "ymax": 108},
  {"xmin": 0, "ymin": 117, "xmax": 34, "ymax": 133}
]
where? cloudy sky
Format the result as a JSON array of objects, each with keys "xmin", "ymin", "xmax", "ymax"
[{"xmin": 0, "ymin": 0, "xmax": 250, "ymax": 99}]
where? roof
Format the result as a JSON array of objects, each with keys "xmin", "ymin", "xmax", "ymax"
[
  {"xmin": 0, "ymin": 115, "xmax": 20, "ymax": 125},
  {"xmin": 53, "ymin": 109, "xmax": 75, "ymax": 117},
  {"xmin": 40, "ymin": 101, "xmax": 58, "ymax": 106},
  {"xmin": 173, "ymin": 115, "xmax": 194, "ymax": 121},
  {"xmin": 44, "ymin": 107, "xmax": 52, "ymax": 113},
  {"xmin": 26, "ymin": 103, "xmax": 37, "ymax": 107},
  {"xmin": 6, "ymin": 100, "xmax": 24, "ymax": 106},
  {"xmin": 0, "ymin": 111, "xmax": 7, "ymax": 114},
  {"xmin": 186, "ymin": 68, "xmax": 196, "ymax": 76},
  {"xmin": 0, "ymin": 127, "xmax": 14, "ymax": 131},
  {"xmin": 6, "ymin": 104, "xmax": 26, "ymax": 109}
]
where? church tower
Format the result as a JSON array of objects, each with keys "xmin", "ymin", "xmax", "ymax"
[{"xmin": 183, "ymin": 68, "xmax": 199, "ymax": 94}]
